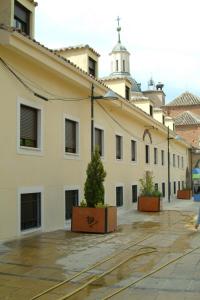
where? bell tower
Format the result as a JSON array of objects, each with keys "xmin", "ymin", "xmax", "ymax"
[{"xmin": 109, "ymin": 17, "xmax": 130, "ymax": 76}]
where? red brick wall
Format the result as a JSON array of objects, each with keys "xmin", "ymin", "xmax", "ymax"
[
  {"xmin": 164, "ymin": 105, "xmax": 200, "ymax": 118},
  {"xmin": 176, "ymin": 125, "xmax": 200, "ymax": 148}
]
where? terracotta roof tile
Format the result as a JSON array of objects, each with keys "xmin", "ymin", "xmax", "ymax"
[
  {"xmin": 175, "ymin": 111, "xmax": 200, "ymax": 126},
  {"xmin": 54, "ymin": 45, "xmax": 100, "ymax": 57},
  {"xmin": 166, "ymin": 91, "xmax": 200, "ymax": 106}
]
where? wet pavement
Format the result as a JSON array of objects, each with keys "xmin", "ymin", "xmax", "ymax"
[{"xmin": 0, "ymin": 198, "xmax": 200, "ymax": 300}]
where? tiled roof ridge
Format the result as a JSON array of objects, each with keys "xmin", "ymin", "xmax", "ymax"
[
  {"xmin": 101, "ymin": 75, "xmax": 132, "ymax": 84},
  {"xmin": 54, "ymin": 44, "xmax": 100, "ymax": 57},
  {"xmin": 175, "ymin": 110, "xmax": 200, "ymax": 126},
  {"xmin": 0, "ymin": 24, "xmax": 108, "ymax": 89},
  {"xmin": 166, "ymin": 91, "xmax": 200, "ymax": 106}
]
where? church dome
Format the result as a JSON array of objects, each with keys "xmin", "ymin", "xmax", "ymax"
[{"xmin": 112, "ymin": 42, "xmax": 127, "ymax": 52}]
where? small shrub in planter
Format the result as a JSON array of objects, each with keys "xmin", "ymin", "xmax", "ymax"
[
  {"xmin": 71, "ymin": 148, "xmax": 117, "ymax": 233},
  {"xmin": 138, "ymin": 172, "xmax": 162, "ymax": 212}
]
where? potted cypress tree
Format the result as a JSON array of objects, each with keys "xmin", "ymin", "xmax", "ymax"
[
  {"xmin": 138, "ymin": 171, "xmax": 162, "ymax": 212},
  {"xmin": 71, "ymin": 148, "xmax": 117, "ymax": 233}
]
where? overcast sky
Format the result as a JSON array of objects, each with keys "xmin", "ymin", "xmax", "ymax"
[{"xmin": 35, "ymin": 0, "xmax": 200, "ymax": 102}]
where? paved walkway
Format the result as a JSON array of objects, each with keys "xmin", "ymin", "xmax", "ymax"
[{"xmin": 0, "ymin": 198, "xmax": 200, "ymax": 299}]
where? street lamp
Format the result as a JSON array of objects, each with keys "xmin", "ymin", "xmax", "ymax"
[
  {"xmin": 91, "ymin": 83, "xmax": 119, "ymax": 158},
  {"xmin": 167, "ymin": 126, "xmax": 182, "ymax": 202}
]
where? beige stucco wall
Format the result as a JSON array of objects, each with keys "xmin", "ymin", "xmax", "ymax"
[
  {"xmin": 57, "ymin": 48, "xmax": 99, "ymax": 77},
  {"xmin": 103, "ymin": 79, "xmax": 131, "ymax": 99},
  {"xmin": 154, "ymin": 110, "xmax": 164, "ymax": 124},
  {"xmin": 0, "ymin": 31, "xmax": 189, "ymax": 241},
  {"xmin": 133, "ymin": 100, "xmax": 152, "ymax": 115}
]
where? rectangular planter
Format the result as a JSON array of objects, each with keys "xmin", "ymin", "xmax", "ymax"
[
  {"xmin": 71, "ymin": 206, "xmax": 117, "ymax": 233},
  {"xmin": 177, "ymin": 190, "xmax": 192, "ymax": 200},
  {"xmin": 138, "ymin": 196, "xmax": 160, "ymax": 212}
]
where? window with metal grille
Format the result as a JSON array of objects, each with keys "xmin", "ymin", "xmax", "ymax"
[
  {"xmin": 65, "ymin": 119, "xmax": 77, "ymax": 153},
  {"xmin": 20, "ymin": 104, "xmax": 38, "ymax": 148},
  {"xmin": 155, "ymin": 183, "xmax": 158, "ymax": 191},
  {"xmin": 132, "ymin": 185, "xmax": 137, "ymax": 202},
  {"xmin": 65, "ymin": 190, "xmax": 79, "ymax": 220},
  {"xmin": 162, "ymin": 182, "xmax": 165, "ymax": 197},
  {"xmin": 116, "ymin": 186, "xmax": 123, "ymax": 207},
  {"xmin": 145, "ymin": 145, "xmax": 150, "ymax": 163},
  {"xmin": 131, "ymin": 140, "xmax": 136, "ymax": 162},
  {"xmin": 88, "ymin": 57, "xmax": 96, "ymax": 77},
  {"xmin": 95, "ymin": 128, "xmax": 103, "ymax": 156},
  {"xmin": 14, "ymin": 1, "xmax": 30, "ymax": 35},
  {"xmin": 21, "ymin": 193, "xmax": 41, "ymax": 231},
  {"xmin": 116, "ymin": 135, "xmax": 122, "ymax": 159},
  {"xmin": 154, "ymin": 147, "xmax": 158, "ymax": 164}
]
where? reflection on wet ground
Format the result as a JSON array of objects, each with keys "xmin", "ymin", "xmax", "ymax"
[{"xmin": 0, "ymin": 209, "xmax": 200, "ymax": 299}]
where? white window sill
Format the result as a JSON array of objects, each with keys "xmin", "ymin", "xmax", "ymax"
[
  {"xmin": 17, "ymin": 146, "xmax": 43, "ymax": 156},
  {"xmin": 64, "ymin": 152, "xmax": 80, "ymax": 160}
]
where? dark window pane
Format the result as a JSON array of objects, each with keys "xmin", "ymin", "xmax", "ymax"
[
  {"xmin": 174, "ymin": 181, "xmax": 176, "ymax": 194},
  {"xmin": 65, "ymin": 190, "xmax": 79, "ymax": 220},
  {"xmin": 131, "ymin": 140, "xmax": 136, "ymax": 161},
  {"xmin": 21, "ymin": 193, "xmax": 41, "ymax": 230},
  {"xmin": 125, "ymin": 86, "xmax": 130, "ymax": 100},
  {"xmin": 162, "ymin": 182, "xmax": 165, "ymax": 197},
  {"xmin": 145, "ymin": 145, "xmax": 149, "ymax": 163},
  {"xmin": 132, "ymin": 185, "xmax": 137, "ymax": 202},
  {"xmin": 65, "ymin": 119, "xmax": 77, "ymax": 153},
  {"xmin": 116, "ymin": 187, "xmax": 123, "ymax": 207},
  {"xmin": 155, "ymin": 183, "xmax": 158, "ymax": 191},
  {"xmin": 150, "ymin": 105, "xmax": 153, "ymax": 116},
  {"xmin": 14, "ymin": 1, "xmax": 30, "ymax": 34},
  {"xmin": 88, "ymin": 57, "xmax": 96, "ymax": 76},
  {"xmin": 20, "ymin": 105, "xmax": 37, "ymax": 148},
  {"xmin": 154, "ymin": 148, "xmax": 158, "ymax": 164},
  {"xmin": 95, "ymin": 128, "xmax": 103, "ymax": 156},
  {"xmin": 116, "ymin": 135, "xmax": 122, "ymax": 159}
]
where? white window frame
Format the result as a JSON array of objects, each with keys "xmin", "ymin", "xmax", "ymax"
[
  {"xmin": 64, "ymin": 114, "xmax": 80, "ymax": 159},
  {"xmin": 115, "ymin": 133, "xmax": 123, "ymax": 161},
  {"xmin": 18, "ymin": 186, "xmax": 44, "ymax": 235},
  {"xmin": 131, "ymin": 139, "xmax": 137, "ymax": 163},
  {"xmin": 94, "ymin": 124, "xmax": 105, "ymax": 158},
  {"xmin": 17, "ymin": 97, "xmax": 43, "ymax": 156}
]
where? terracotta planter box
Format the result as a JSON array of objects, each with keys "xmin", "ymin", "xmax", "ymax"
[
  {"xmin": 138, "ymin": 196, "xmax": 160, "ymax": 212},
  {"xmin": 177, "ymin": 190, "xmax": 192, "ymax": 200},
  {"xmin": 71, "ymin": 206, "xmax": 117, "ymax": 233}
]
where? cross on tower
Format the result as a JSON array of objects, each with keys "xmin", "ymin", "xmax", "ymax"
[{"xmin": 116, "ymin": 16, "xmax": 121, "ymax": 43}]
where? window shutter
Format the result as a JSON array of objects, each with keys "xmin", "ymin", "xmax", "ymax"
[{"xmin": 20, "ymin": 105, "xmax": 37, "ymax": 147}]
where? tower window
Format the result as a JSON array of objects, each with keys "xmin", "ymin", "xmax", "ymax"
[
  {"xmin": 125, "ymin": 86, "xmax": 130, "ymax": 100},
  {"xmin": 116, "ymin": 60, "xmax": 119, "ymax": 71},
  {"xmin": 123, "ymin": 60, "xmax": 125, "ymax": 72},
  {"xmin": 150, "ymin": 105, "xmax": 153, "ymax": 116},
  {"xmin": 14, "ymin": 1, "xmax": 30, "ymax": 35}
]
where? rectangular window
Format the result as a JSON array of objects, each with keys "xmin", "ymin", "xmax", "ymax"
[
  {"xmin": 116, "ymin": 186, "xmax": 123, "ymax": 207},
  {"xmin": 20, "ymin": 104, "xmax": 38, "ymax": 148},
  {"xmin": 65, "ymin": 119, "xmax": 78, "ymax": 154},
  {"xmin": 173, "ymin": 154, "xmax": 176, "ymax": 167},
  {"xmin": 125, "ymin": 86, "xmax": 130, "ymax": 100},
  {"xmin": 65, "ymin": 190, "xmax": 79, "ymax": 220},
  {"xmin": 131, "ymin": 140, "xmax": 137, "ymax": 162},
  {"xmin": 132, "ymin": 185, "xmax": 137, "ymax": 203},
  {"xmin": 182, "ymin": 181, "xmax": 184, "ymax": 189},
  {"xmin": 177, "ymin": 155, "xmax": 180, "ymax": 168},
  {"xmin": 161, "ymin": 150, "xmax": 164, "ymax": 166},
  {"xmin": 14, "ymin": 1, "xmax": 30, "ymax": 35},
  {"xmin": 162, "ymin": 115, "xmax": 165, "ymax": 125},
  {"xmin": 116, "ymin": 60, "xmax": 119, "ymax": 71},
  {"xmin": 88, "ymin": 57, "xmax": 96, "ymax": 77},
  {"xmin": 145, "ymin": 145, "xmax": 150, "ymax": 163},
  {"xmin": 21, "ymin": 193, "xmax": 41, "ymax": 231},
  {"xmin": 155, "ymin": 183, "xmax": 158, "ymax": 191},
  {"xmin": 150, "ymin": 105, "xmax": 153, "ymax": 116},
  {"xmin": 162, "ymin": 182, "xmax": 165, "ymax": 197},
  {"xmin": 174, "ymin": 181, "xmax": 176, "ymax": 194},
  {"xmin": 181, "ymin": 156, "xmax": 184, "ymax": 168},
  {"xmin": 116, "ymin": 135, "xmax": 123, "ymax": 159},
  {"xmin": 95, "ymin": 128, "xmax": 104, "ymax": 156},
  {"xmin": 154, "ymin": 147, "xmax": 158, "ymax": 164},
  {"xmin": 123, "ymin": 60, "xmax": 125, "ymax": 71}
]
